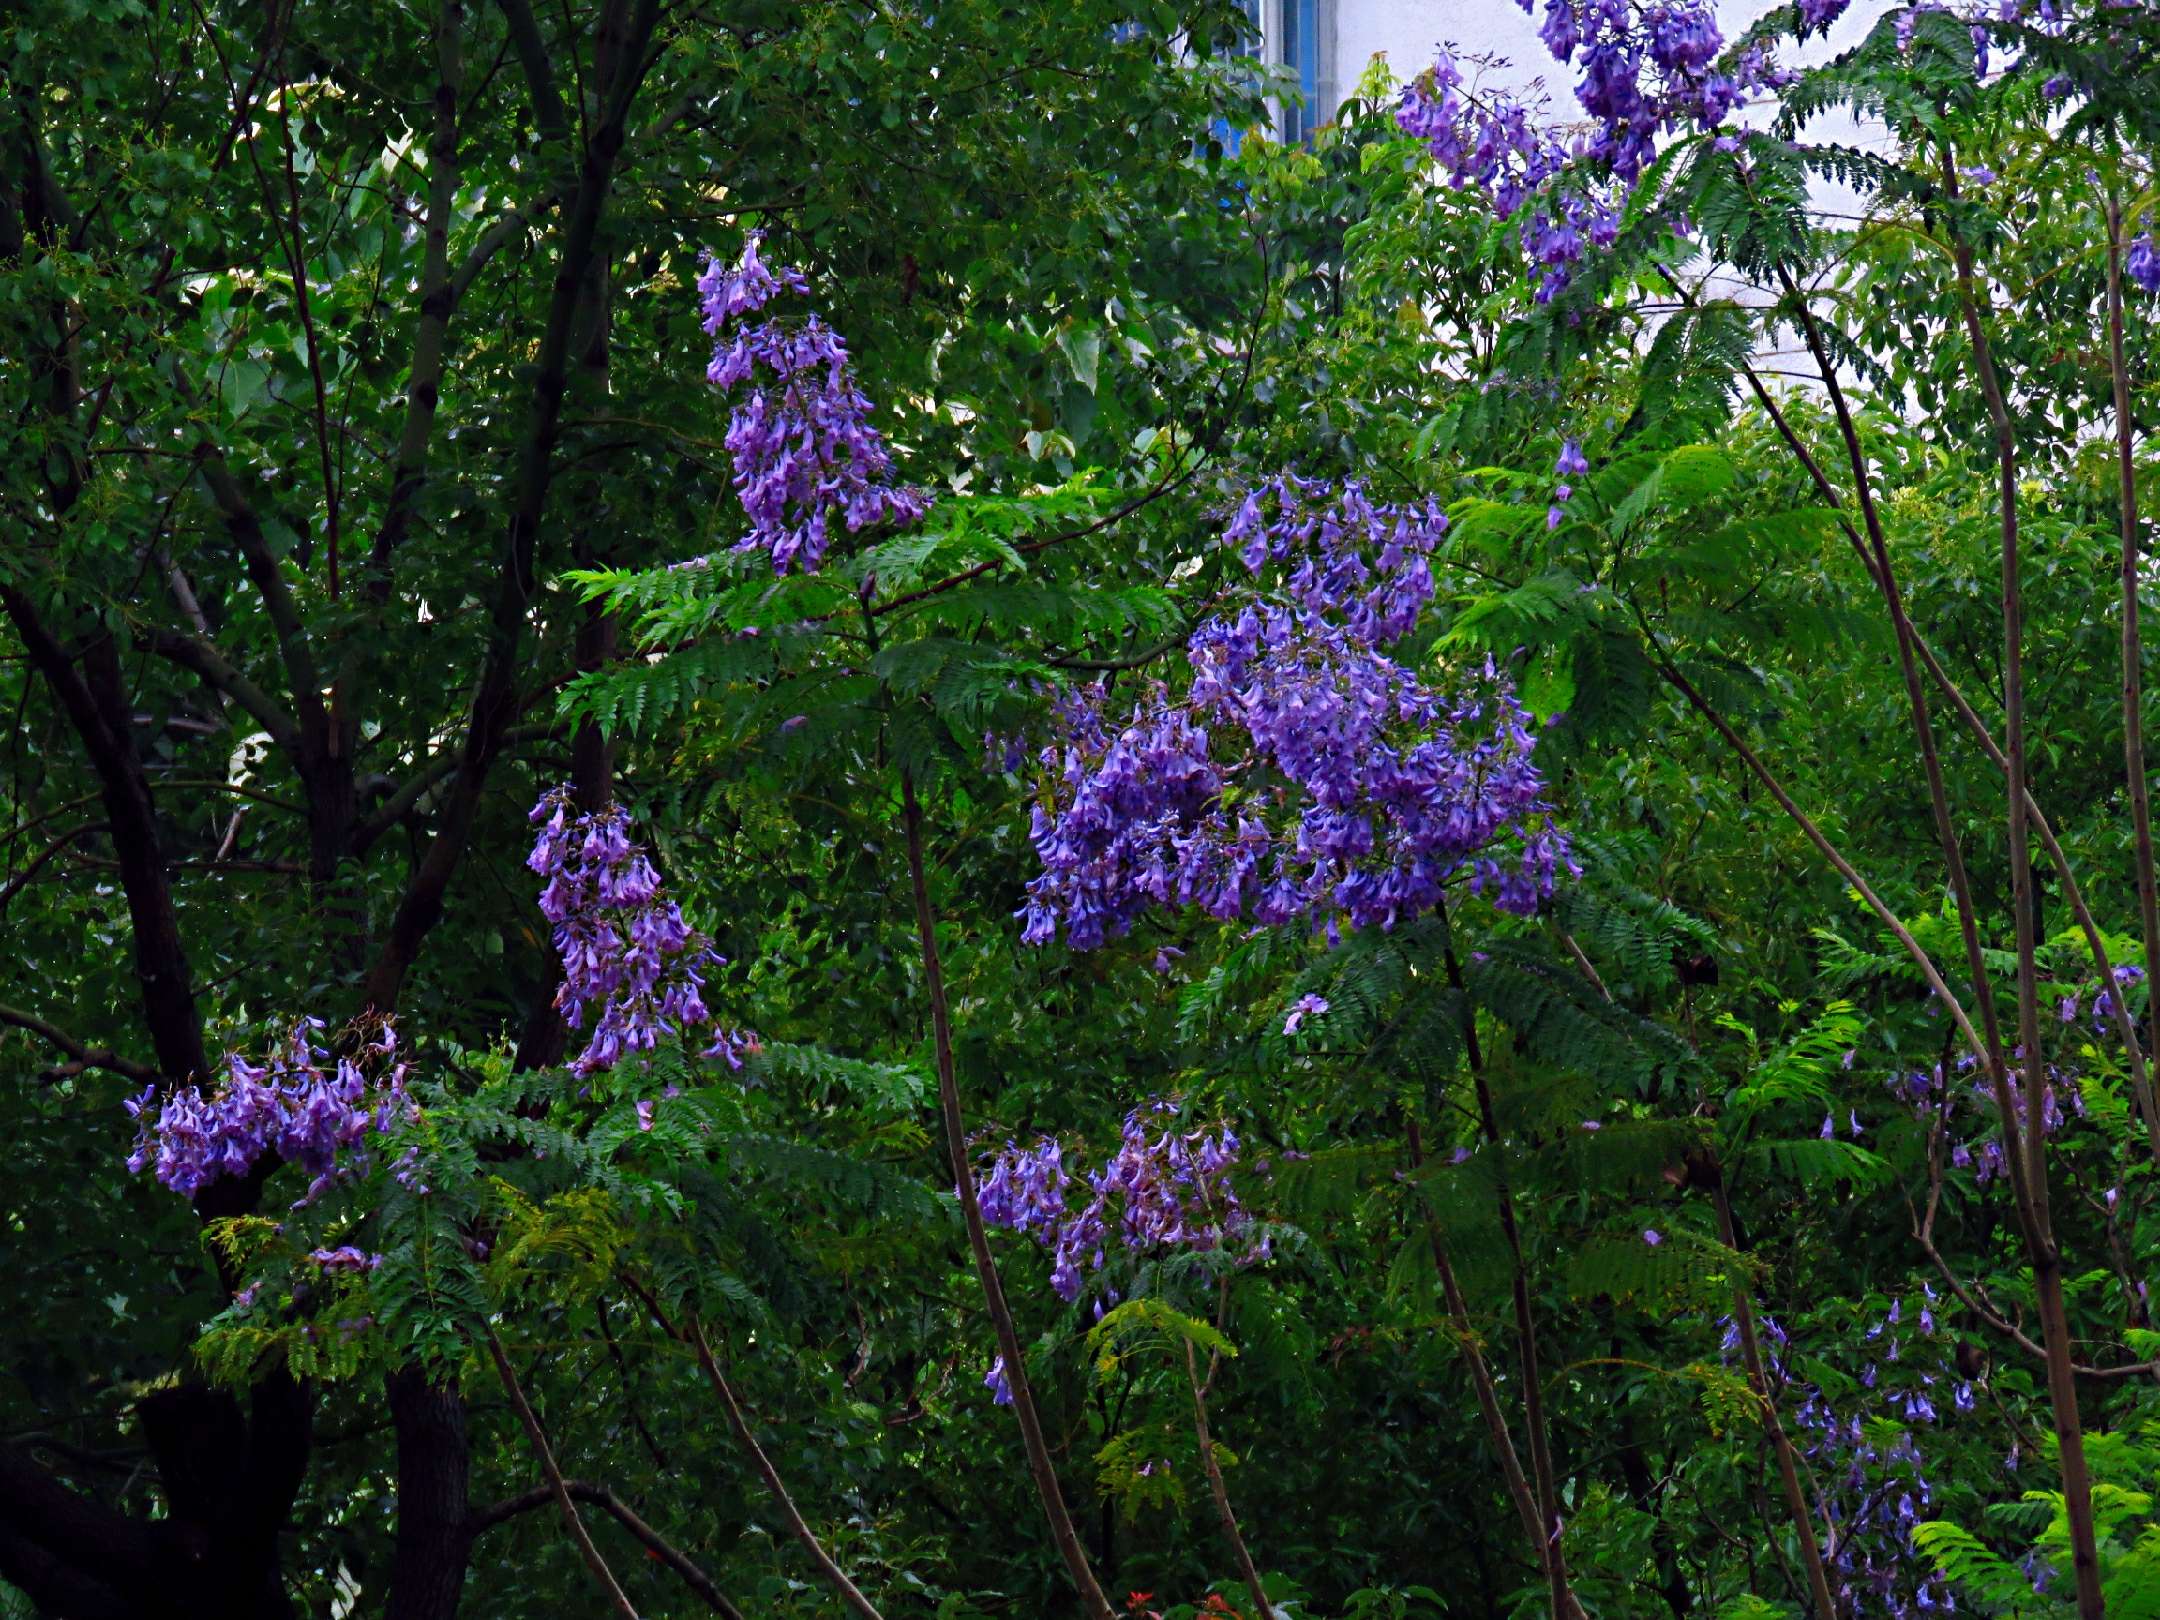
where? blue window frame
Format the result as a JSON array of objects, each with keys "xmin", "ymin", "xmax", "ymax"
[
  {"xmin": 1279, "ymin": 0, "xmax": 1320, "ymax": 144},
  {"xmin": 1210, "ymin": 0, "xmax": 1263, "ymax": 157}
]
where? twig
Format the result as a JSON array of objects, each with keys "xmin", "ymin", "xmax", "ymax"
[
  {"xmin": 1183, "ymin": 1339, "xmax": 1277, "ymax": 1620},
  {"xmin": 467, "ymin": 1478, "xmax": 743, "ymax": 1620},
  {"xmin": 483, "ymin": 1328, "xmax": 639, "ymax": 1618},
  {"xmin": 618, "ymin": 1277, "xmax": 886, "ymax": 1620},
  {"xmin": 0, "ymin": 1004, "xmax": 158, "ymax": 1084},
  {"xmin": 897, "ymin": 767, "xmax": 1115, "ymax": 1620}
]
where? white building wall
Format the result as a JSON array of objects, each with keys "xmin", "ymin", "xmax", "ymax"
[
  {"xmin": 1281, "ymin": 0, "xmax": 1891, "ymax": 134},
  {"xmin": 1248, "ymin": 0, "xmax": 1905, "ymax": 376}
]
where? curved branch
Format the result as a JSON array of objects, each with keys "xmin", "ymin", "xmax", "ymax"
[
  {"xmin": 484, "ymin": 1330, "xmax": 638, "ymax": 1619},
  {"xmin": 0, "ymin": 820, "xmax": 106, "ymax": 917},
  {"xmin": 1731, "ymin": 351, "xmax": 2160, "ymax": 1158},
  {"xmin": 468, "ymin": 1479, "xmax": 745, "ymax": 1620},
  {"xmin": 359, "ymin": 0, "xmax": 662, "ymax": 1014},
  {"xmin": 0, "ymin": 1002, "xmax": 158, "ymax": 1083},
  {"xmin": 495, "ymin": 0, "xmax": 571, "ymax": 142},
  {"xmin": 195, "ymin": 453, "xmax": 330, "ymax": 751},
  {"xmin": 365, "ymin": 0, "xmax": 468, "ymax": 601},
  {"xmin": 142, "ymin": 628, "xmax": 302, "ymax": 753},
  {"xmin": 620, "ymin": 1277, "xmax": 886, "ymax": 1620},
  {"xmin": 896, "ymin": 769, "xmax": 1114, "ymax": 1620},
  {"xmin": 350, "ymin": 721, "xmax": 562, "ymax": 855},
  {"xmin": 1640, "ymin": 621, "xmax": 1989, "ymax": 1070},
  {"xmin": 1, "ymin": 584, "xmax": 209, "ymax": 1085}
]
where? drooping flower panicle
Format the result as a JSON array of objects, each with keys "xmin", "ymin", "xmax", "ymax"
[
  {"xmin": 2130, "ymin": 230, "xmax": 2160, "ymax": 294},
  {"xmin": 976, "ymin": 1100, "xmax": 1261, "ymax": 1307},
  {"xmin": 1019, "ymin": 475, "xmax": 1572, "ymax": 950},
  {"xmin": 528, "ymin": 788, "xmax": 758, "ymax": 1077},
  {"xmin": 126, "ymin": 1018, "xmax": 413, "ymax": 1203},
  {"xmin": 699, "ymin": 235, "xmax": 929, "ymax": 574},
  {"xmin": 1394, "ymin": 6, "xmax": 1796, "ymax": 299}
]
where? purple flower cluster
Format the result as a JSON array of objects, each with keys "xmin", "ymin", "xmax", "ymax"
[
  {"xmin": 975, "ymin": 1100, "xmax": 1259, "ymax": 1305},
  {"xmin": 1717, "ymin": 1298, "xmax": 1969, "ymax": 1616},
  {"xmin": 528, "ymin": 788, "xmax": 758, "ymax": 1078},
  {"xmin": 126, "ymin": 1018, "xmax": 413, "ymax": 1203},
  {"xmin": 1226, "ymin": 474, "xmax": 1449, "ymax": 643},
  {"xmin": 307, "ymin": 1245, "xmax": 383, "ymax": 1274},
  {"xmin": 1020, "ymin": 477, "xmax": 1571, "ymax": 949},
  {"xmin": 698, "ymin": 235, "xmax": 928, "ymax": 574},
  {"xmin": 1393, "ymin": 56, "xmax": 1568, "ymax": 224},
  {"xmin": 1891, "ymin": 1055, "xmax": 2082, "ymax": 1185},
  {"xmin": 1395, "ymin": 6, "xmax": 1800, "ymax": 299},
  {"xmin": 2064, "ymin": 961, "xmax": 2146, "ymax": 1037},
  {"xmin": 2131, "ymin": 231, "xmax": 2160, "ymax": 294},
  {"xmin": 1549, "ymin": 438, "xmax": 1590, "ymax": 528},
  {"xmin": 1886, "ymin": 965, "xmax": 2144, "ymax": 1185}
]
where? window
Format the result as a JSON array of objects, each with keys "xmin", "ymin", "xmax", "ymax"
[
  {"xmin": 1208, "ymin": 0, "xmax": 1331, "ymax": 154},
  {"xmin": 1279, "ymin": 0, "xmax": 1322, "ymax": 144},
  {"xmin": 1212, "ymin": 0, "xmax": 1264, "ymax": 157}
]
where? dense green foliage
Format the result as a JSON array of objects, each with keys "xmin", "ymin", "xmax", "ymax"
[{"xmin": 8, "ymin": 2, "xmax": 2160, "ymax": 1619}]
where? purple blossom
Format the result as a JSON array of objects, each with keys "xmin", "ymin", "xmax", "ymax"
[
  {"xmin": 306, "ymin": 1245, "xmax": 383, "ymax": 1274},
  {"xmin": 974, "ymin": 1101, "xmax": 1260, "ymax": 1312},
  {"xmin": 1396, "ymin": 11, "xmax": 1798, "ymax": 298},
  {"xmin": 1283, "ymin": 994, "xmax": 1330, "ymax": 1035},
  {"xmin": 127, "ymin": 1018, "xmax": 414, "ymax": 1202},
  {"xmin": 1019, "ymin": 477, "xmax": 1570, "ymax": 949},
  {"xmin": 2131, "ymin": 233, "xmax": 2160, "ymax": 295},
  {"xmin": 528, "ymin": 789, "xmax": 758, "ymax": 1077},
  {"xmin": 699, "ymin": 235, "xmax": 929, "ymax": 573}
]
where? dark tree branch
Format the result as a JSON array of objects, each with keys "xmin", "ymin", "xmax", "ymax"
[
  {"xmin": 273, "ymin": 60, "xmax": 345, "ymax": 596},
  {"xmin": 143, "ymin": 627, "xmax": 303, "ymax": 753},
  {"xmin": 895, "ymin": 769, "xmax": 1114, "ymax": 1620},
  {"xmin": 1, "ymin": 586, "xmax": 210, "ymax": 1086},
  {"xmin": 485, "ymin": 1330, "xmax": 638, "ymax": 1619},
  {"xmin": 196, "ymin": 453, "xmax": 331, "ymax": 754},
  {"xmin": 0, "ymin": 1518, "xmax": 133, "ymax": 1620},
  {"xmin": 0, "ymin": 1001, "xmax": 157, "ymax": 1083},
  {"xmin": 360, "ymin": 0, "xmax": 663, "ymax": 1014},
  {"xmin": 386, "ymin": 1370, "xmax": 473, "ymax": 1620},
  {"xmin": 351, "ymin": 721, "xmax": 562, "ymax": 855},
  {"xmin": 496, "ymin": 0, "xmax": 572, "ymax": 142},
  {"xmin": 448, "ymin": 189, "xmax": 561, "ymax": 307},
  {"xmin": 0, "ymin": 1434, "xmax": 258, "ymax": 1618},
  {"xmin": 468, "ymin": 1479, "xmax": 746, "ymax": 1620},
  {"xmin": 619, "ymin": 1276, "xmax": 887, "ymax": 1620},
  {"xmin": 444, "ymin": 67, "xmax": 702, "ymax": 310},
  {"xmin": 365, "ymin": 0, "xmax": 468, "ymax": 605},
  {"xmin": 0, "ymin": 819, "xmax": 107, "ymax": 919}
]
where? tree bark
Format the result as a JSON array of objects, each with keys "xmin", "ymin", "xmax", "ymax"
[
  {"xmin": 387, "ymin": 1370, "xmax": 473, "ymax": 1620},
  {"xmin": 361, "ymin": 0, "xmax": 660, "ymax": 1015}
]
